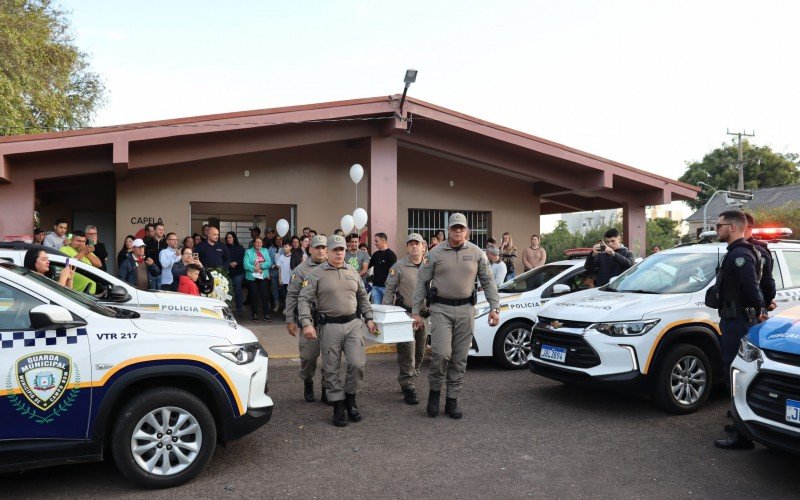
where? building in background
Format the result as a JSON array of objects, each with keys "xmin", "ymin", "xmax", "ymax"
[{"xmin": 560, "ymin": 201, "xmax": 691, "ymax": 235}]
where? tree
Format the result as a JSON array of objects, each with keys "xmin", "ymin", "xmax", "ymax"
[
  {"xmin": 679, "ymin": 141, "xmax": 800, "ymax": 210},
  {"xmin": 750, "ymin": 206, "xmax": 800, "ymax": 238},
  {"xmin": 0, "ymin": 0, "xmax": 104, "ymax": 135}
]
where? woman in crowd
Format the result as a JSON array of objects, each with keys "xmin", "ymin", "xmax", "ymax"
[
  {"xmin": 268, "ymin": 235, "xmax": 283, "ymax": 311},
  {"xmin": 23, "ymin": 248, "xmax": 73, "ymax": 288},
  {"xmin": 429, "ymin": 235, "xmax": 439, "ymax": 249},
  {"xmin": 358, "ymin": 242, "xmax": 370, "ymax": 256},
  {"xmin": 243, "ymin": 236, "xmax": 272, "ymax": 322},
  {"xmin": 435, "ymin": 229, "xmax": 446, "ymax": 244},
  {"xmin": 289, "ymin": 235, "xmax": 305, "ymax": 270},
  {"xmin": 499, "ymin": 232, "xmax": 518, "ymax": 280},
  {"xmin": 225, "ymin": 231, "xmax": 246, "ymax": 315},
  {"xmin": 116, "ymin": 235, "xmax": 135, "ymax": 273},
  {"xmin": 192, "ymin": 233, "xmax": 202, "ymax": 247},
  {"xmin": 300, "ymin": 235, "xmax": 311, "ymax": 258},
  {"xmin": 182, "ymin": 236, "xmax": 195, "ymax": 249},
  {"xmin": 172, "ymin": 246, "xmax": 213, "ymax": 294}
]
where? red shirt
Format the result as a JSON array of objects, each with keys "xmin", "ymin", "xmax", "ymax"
[{"xmin": 177, "ymin": 275, "xmax": 200, "ymax": 296}]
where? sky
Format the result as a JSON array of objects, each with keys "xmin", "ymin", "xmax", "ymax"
[{"xmin": 59, "ymin": 0, "xmax": 800, "ymax": 228}]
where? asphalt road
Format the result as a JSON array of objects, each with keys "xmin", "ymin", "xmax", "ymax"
[{"xmin": 4, "ymin": 354, "xmax": 797, "ymax": 499}]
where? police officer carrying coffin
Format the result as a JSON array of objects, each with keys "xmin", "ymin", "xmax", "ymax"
[
  {"xmin": 297, "ymin": 234, "xmax": 377, "ymax": 427},
  {"xmin": 709, "ymin": 210, "xmax": 764, "ymax": 450},
  {"xmin": 744, "ymin": 212, "xmax": 777, "ymax": 318},
  {"xmin": 411, "ymin": 213, "xmax": 500, "ymax": 419},
  {"xmin": 284, "ymin": 234, "xmax": 329, "ymax": 404},
  {"xmin": 383, "ymin": 233, "xmax": 429, "ymax": 405}
]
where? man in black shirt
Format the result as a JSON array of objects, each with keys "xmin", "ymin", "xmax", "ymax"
[
  {"xmin": 369, "ymin": 232, "xmax": 397, "ymax": 305},
  {"xmin": 584, "ymin": 228, "xmax": 636, "ymax": 286}
]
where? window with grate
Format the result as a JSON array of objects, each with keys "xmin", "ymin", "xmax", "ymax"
[{"xmin": 408, "ymin": 209, "xmax": 491, "ymax": 247}]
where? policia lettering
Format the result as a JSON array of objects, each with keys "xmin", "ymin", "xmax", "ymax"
[
  {"xmin": 5, "ymin": 352, "xmax": 81, "ymax": 424},
  {"xmin": 412, "ymin": 213, "xmax": 501, "ymax": 419}
]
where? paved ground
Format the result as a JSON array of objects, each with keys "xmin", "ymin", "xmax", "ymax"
[{"xmin": 4, "ymin": 355, "xmax": 797, "ymax": 499}]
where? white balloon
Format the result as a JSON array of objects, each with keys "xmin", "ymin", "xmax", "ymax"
[
  {"xmin": 276, "ymin": 219, "xmax": 290, "ymax": 237},
  {"xmin": 353, "ymin": 208, "xmax": 368, "ymax": 230},
  {"xmin": 340, "ymin": 215, "xmax": 355, "ymax": 234},
  {"xmin": 349, "ymin": 163, "xmax": 364, "ymax": 184}
]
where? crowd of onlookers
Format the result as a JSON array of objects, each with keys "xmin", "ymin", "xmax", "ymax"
[{"xmin": 27, "ymin": 217, "xmax": 560, "ymax": 321}]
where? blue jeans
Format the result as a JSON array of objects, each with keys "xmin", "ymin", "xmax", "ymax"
[
  {"xmin": 231, "ymin": 273, "xmax": 244, "ymax": 313},
  {"xmin": 270, "ymin": 274, "xmax": 280, "ymax": 306},
  {"xmin": 371, "ymin": 285, "xmax": 386, "ymax": 305},
  {"xmin": 506, "ymin": 271, "xmax": 516, "ymax": 281}
]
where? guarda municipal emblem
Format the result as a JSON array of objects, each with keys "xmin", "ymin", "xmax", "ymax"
[{"xmin": 5, "ymin": 352, "xmax": 81, "ymax": 424}]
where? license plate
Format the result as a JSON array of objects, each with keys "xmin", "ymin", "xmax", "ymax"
[
  {"xmin": 540, "ymin": 344, "xmax": 566, "ymax": 363},
  {"xmin": 787, "ymin": 399, "xmax": 800, "ymax": 424}
]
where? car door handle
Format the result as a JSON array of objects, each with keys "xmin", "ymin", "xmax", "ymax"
[{"xmin": 775, "ymin": 297, "xmax": 790, "ymax": 302}]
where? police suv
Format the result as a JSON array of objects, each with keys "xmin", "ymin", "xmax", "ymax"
[
  {"xmin": 471, "ymin": 254, "xmax": 590, "ymax": 369},
  {"xmin": 731, "ymin": 305, "xmax": 800, "ymax": 454},
  {"xmin": 0, "ymin": 262, "xmax": 273, "ymax": 488},
  {"xmin": 0, "ymin": 243, "xmax": 233, "ymax": 321},
  {"xmin": 528, "ymin": 230, "xmax": 800, "ymax": 413}
]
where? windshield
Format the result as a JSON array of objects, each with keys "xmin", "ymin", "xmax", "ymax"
[
  {"xmin": 606, "ymin": 252, "xmax": 720, "ymax": 294},
  {"xmin": 6, "ymin": 265, "xmax": 117, "ymax": 317},
  {"xmin": 499, "ymin": 264, "xmax": 573, "ymax": 293}
]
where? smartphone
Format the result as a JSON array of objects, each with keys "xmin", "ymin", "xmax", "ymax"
[
  {"xmin": 87, "ymin": 238, "xmax": 94, "ymax": 246},
  {"xmin": 599, "ymin": 244, "xmax": 606, "ymax": 252},
  {"xmin": 67, "ymin": 233, "xmax": 73, "ymax": 240},
  {"xmin": 65, "ymin": 257, "xmax": 70, "ymax": 268},
  {"xmin": 192, "ymin": 253, "xmax": 199, "ymax": 260}
]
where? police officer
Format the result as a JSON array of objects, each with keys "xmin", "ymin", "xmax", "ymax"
[
  {"xmin": 297, "ymin": 234, "xmax": 377, "ymax": 427},
  {"xmin": 284, "ymin": 234, "xmax": 328, "ymax": 403},
  {"xmin": 411, "ymin": 213, "xmax": 500, "ymax": 419},
  {"xmin": 383, "ymin": 233, "xmax": 428, "ymax": 405},
  {"xmin": 744, "ymin": 212, "xmax": 777, "ymax": 318},
  {"xmin": 712, "ymin": 210, "xmax": 764, "ymax": 450}
]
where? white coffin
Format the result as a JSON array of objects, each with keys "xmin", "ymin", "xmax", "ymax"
[{"xmin": 366, "ymin": 304, "xmax": 414, "ymax": 344}]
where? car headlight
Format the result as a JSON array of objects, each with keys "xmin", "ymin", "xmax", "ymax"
[
  {"xmin": 588, "ymin": 319, "xmax": 660, "ymax": 337},
  {"xmin": 211, "ymin": 342, "xmax": 267, "ymax": 364},
  {"xmin": 475, "ymin": 304, "xmax": 490, "ymax": 319},
  {"xmin": 737, "ymin": 338, "xmax": 762, "ymax": 363}
]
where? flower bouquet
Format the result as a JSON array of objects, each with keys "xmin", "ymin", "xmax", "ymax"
[{"xmin": 207, "ymin": 267, "xmax": 233, "ymax": 306}]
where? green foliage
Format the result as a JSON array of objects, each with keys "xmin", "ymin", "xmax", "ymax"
[
  {"xmin": 541, "ymin": 216, "xmax": 682, "ymax": 260},
  {"xmin": 749, "ymin": 206, "xmax": 800, "ymax": 237},
  {"xmin": 0, "ymin": 0, "xmax": 105, "ymax": 135},
  {"xmin": 679, "ymin": 141, "xmax": 800, "ymax": 210}
]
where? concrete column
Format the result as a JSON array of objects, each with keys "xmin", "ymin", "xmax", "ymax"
[
  {"xmin": 369, "ymin": 135, "xmax": 398, "ymax": 248},
  {"xmin": 623, "ymin": 201, "xmax": 647, "ymax": 258}
]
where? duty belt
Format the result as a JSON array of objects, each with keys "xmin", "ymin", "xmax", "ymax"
[
  {"xmin": 325, "ymin": 313, "xmax": 358, "ymax": 324},
  {"xmin": 433, "ymin": 296, "xmax": 473, "ymax": 306}
]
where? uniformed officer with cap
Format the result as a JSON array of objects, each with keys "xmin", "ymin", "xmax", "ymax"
[
  {"xmin": 710, "ymin": 210, "xmax": 764, "ymax": 450},
  {"xmin": 284, "ymin": 234, "xmax": 329, "ymax": 403},
  {"xmin": 383, "ymin": 232, "xmax": 429, "ymax": 405},
  {"xmin": 297, "ymin": 234, "xmax": 377, "ymax": 427},
  {"xmin": 411, "ymin": 213, "xmax": 500, "ymax": 419}
]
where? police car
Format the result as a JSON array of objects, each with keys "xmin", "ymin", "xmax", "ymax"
[
  {"xmin": 471, "ymin": 252, "xmax": 590, "ymax": 369},
  {"xmin": 528, "ymin": 231, "xmax": 800, "ymax": 413},
  {"xmin": 731, "ymin": 305, "xmax": 800, "ymax": 454},
  {"xmin": 0, "ymin": 243, "xmax": 233, "ymax": 321},
  {"xmin": 0, "ymin": 263, "xmax": 273, "ymax": 488}
]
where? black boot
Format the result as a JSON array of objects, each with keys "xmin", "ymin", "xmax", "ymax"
[
  {"xmin": 427, "ymin": 390, "xmax": 440, "ymax": 418},
  {"xmin": 332, "ymin": 401, "xmax": 347, "ymax": 427},
  {"xmin": 321, "ymin": 386, "xmax": 331, "ymax": 405},
  {"xmin": 445, "ymin": 397, "xmax": 462, "ymax": 419},
  {"xmin": 714, "ymin": 430, "xmax": 754, "ymax": 450},
  {"xmin": 303, "ymin": 380, "xmax": 315, "ymax": 402},
  {"xmin": 403, "ymin": 387, "xmax": 419, "ymax": 405},
  {"xmin": 344, "ymin": 393, "xmax": 362, "ymax": 422}
]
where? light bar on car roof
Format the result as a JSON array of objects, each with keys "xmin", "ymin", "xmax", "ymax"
[{"xmin": 752, "ymin": 227, "xmax": 793, "ymax": 240}]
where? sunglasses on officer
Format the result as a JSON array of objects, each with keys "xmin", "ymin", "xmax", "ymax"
[{"xmin": 715, "ymin": 223, "xmax": 734, "ymax": 230}]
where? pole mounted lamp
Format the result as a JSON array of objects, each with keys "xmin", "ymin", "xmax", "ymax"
[{"xmin": 399, "ymin": 69, "xmax": 418, "ymax": 115}]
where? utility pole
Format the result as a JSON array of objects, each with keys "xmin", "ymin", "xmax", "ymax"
[{"xmin": 726, "ymin": 129, "xmax": 755, "ymax": 190}]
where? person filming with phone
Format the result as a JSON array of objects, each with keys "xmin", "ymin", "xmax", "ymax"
[{"xmin": 584, "ymin": 228, "xmax": 636, "ymax": 287}]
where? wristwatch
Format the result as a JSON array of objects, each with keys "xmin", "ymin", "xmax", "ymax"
[{"xmin": 491, "ymin": 308, "xmax": 500, "ymax": 314}]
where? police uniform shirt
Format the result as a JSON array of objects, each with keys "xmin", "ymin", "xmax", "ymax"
[
  {"xmin": 283, "ymin": 257, "xmax": 325, "ymax": 324},
  {"xmin": 411, "ymin": 240, "xmax": 500, "ymax": 314},
  {"xmin": 297, "ymin": 262, "xmax": 374, "ymax": 328},
  {"xmin": 719, "ymin": 238, "xmax": 765, "ymax": 312},
  {"xmin": 748, "ymin": 237, "xmax": 776, "ymax": 305},
  {"xmin": 383, "ymin": 255, "xmax": 426, "ymax": 312}
]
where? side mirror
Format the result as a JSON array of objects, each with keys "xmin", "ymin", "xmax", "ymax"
[
  {"xmin": 552, "ymin": 284, "xmax": 572, "ymax": 295},
  {"xmin": 29, "ymin": 304, "xmax": 87, "ymax": 330},
  {"xmin": 107, "ymin": 285, "xmax": 131, "ymax": 303}
]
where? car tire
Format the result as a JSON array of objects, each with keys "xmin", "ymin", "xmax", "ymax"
[
  {"xmin": 652, "ymin": 344, "xmax": 712, "ymax": 414},
  {"xmin": 111, "ymin": 387, "xmax": 217, "ymax": 489},
  {"xmin": 492, "ymin": 321, "xmax": 533, "ymax": 370}
]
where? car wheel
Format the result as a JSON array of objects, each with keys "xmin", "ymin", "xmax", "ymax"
[
  {"xmin": 111, "ymin": 387, "xmax": 217, "ymax": 489},
  {"xmin": 652, "ymin": 344, "xmax": 712, "ymax": 414},
  {"xmin": 492, "ymin": 321, "xmax": 532, "ymax": 370}
]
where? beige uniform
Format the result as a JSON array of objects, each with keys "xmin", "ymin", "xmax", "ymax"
[
  {"xmin": 412, "ymin": 241, "xmax": 500, "ymax": 399},
  {"xmin": 383, "ymin": 255, "xmax": 428, "ymax": 390},
  {"xmin": 283, "ymin": 257, "xmax": 325, "ymax": 382},
  {"xmin": 298, "ymin": 262, "xmax": 374, "ymax": 402}
]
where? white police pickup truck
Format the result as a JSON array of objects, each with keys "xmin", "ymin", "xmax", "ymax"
[
  {"xmin": 528, "ymin": 236, "xmax": 800, "ymax": 413},
  {"xmin": 0, "ymin": 262, "xmax": 273, "ymax": 488},
  {"xmin": 0, "ymin": 243, "xmax": 233, "ymax": 321},
  {"xmin": 731, "ymin": 305, "xmax": 800, "ymax": 454},
  {"xmin": 471, "ymin": 257, "xmax": 589, "ymax": 369}
]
